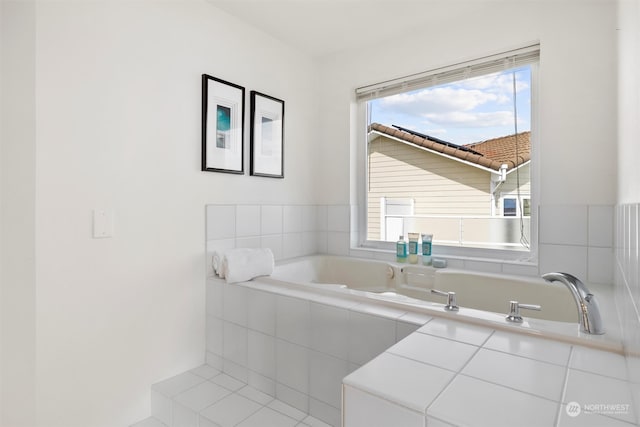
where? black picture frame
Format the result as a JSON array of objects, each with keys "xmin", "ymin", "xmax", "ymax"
[
  {"xmin": 250, "ymin": 91, "xmax": 285, "ymax": 178},
  {"xmin": 201, "ymin": 74, "xmax": 245, "ymax": 174}
]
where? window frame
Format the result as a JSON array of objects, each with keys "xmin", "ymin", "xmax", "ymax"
[{"xmin": 354, "ymin": 47, "xmax": 540, "ymax": 263}]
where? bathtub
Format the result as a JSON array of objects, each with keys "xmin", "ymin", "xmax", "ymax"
[{"xmin": 262, "ymin": 255, "xmax": 622, "ymax": 351}]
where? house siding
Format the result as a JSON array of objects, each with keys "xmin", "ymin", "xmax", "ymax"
[{"xmin": 367, "ymin": 135, "xmax": 491, "ymax": 240}]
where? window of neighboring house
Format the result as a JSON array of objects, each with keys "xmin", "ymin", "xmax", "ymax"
[{"xmin": 356, "ymin": 45, "xmax": 539, "ymax": 257}]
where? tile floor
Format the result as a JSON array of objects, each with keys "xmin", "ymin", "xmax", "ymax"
[{"xmin": 131, "ymin": 364, "xmax": 333, "ymax": 427}]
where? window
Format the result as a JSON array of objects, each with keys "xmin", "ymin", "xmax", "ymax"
[{"xmin": 357, "ymin": 45, "xmax": 538, "ymax": 256}]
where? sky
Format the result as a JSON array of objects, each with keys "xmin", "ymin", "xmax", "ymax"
[{"xmin": 369, "ymin": 66, "xmax": 531, "ymax": 146}]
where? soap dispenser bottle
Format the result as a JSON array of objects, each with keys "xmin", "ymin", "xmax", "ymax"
[{"xmin": 396, "ymin": 235, "xmax": 407, "ymax": 263}]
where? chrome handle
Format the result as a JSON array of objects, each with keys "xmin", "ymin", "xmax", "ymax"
[
  {"xmin": 506, "ymin": 300, "xmax": 541, "ymax": 323},
  {"xmin": 431, "ymin": 289, "xmax": 459, "ymax": 311}
]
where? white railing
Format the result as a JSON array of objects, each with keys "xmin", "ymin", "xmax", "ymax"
[{"xmin": 382, "ymin": 214, "xmax": 531, "ymax": 250}]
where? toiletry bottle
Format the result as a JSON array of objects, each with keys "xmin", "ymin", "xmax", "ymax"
[
  {"xmin": 408, "ymin": 232, "xmax": 419, "ymax": 264},
  {"xmin": 422, "ymin": 234, "xmax": 433, "ymax": 265},
  {"xmin": 396, "ymin": 235, "xmax": 407, "ymax": 263}
]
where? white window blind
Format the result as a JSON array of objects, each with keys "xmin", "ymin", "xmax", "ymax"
[{"xmin": 356, "ymin": 44, "xmax": 540, "ymax": 101}]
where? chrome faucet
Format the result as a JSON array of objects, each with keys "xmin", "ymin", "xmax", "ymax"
[{"xmin": 542, "ymin": 272, "xmax": 605, "ymax": 335}]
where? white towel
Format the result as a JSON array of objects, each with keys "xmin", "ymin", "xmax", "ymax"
[
  {"xmin": 220, "ymin": 248, "xmax": 275, "ymax": 284},
  {"xmin": 212, "ymin": 251, "xmax": 226, "ymax": 278}
]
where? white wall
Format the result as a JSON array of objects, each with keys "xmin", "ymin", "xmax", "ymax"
[
  {"xmin": 317, "ymin": 0, "xmax": 617, "ymax": 206},
  {"xmin": 2, "ymin": 0, "xmax": 319, "ymax": 425},
  {"xmin": 618, "ymin": 0, "xmax": 640, "ymax": 204},
  {"xmin": 1, "ymin": 1, "xmax": 37, "ymax": 426}
]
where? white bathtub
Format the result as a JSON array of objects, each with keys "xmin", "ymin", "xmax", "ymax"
[{"xmin": 263, "ymin": 255, "xmax": 622, "ymax": 351}]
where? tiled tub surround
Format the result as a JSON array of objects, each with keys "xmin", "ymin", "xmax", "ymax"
[
  {"xmin": 205, "ymin": 276, "xmax": 432, "ymax": 426},
  {"xmin": 616, "ymin": 203, "xmax": 640, "ymax": 418},
  {"xmin": 344, "ymin": 321, "xmax": 636, "ymax": 427},
  {"xmin": 204, "ymin": 270, "xmax": 631, "ymax": 427}
]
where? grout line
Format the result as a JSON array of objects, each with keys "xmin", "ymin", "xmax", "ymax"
[{"xmin": 554, "ymin": 346, "xmax": 574, "ymax": 427}]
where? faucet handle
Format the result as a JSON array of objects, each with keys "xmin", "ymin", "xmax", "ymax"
[
  {"xmin": 506, "ymin": 300, "xmax": 541, "ymax": 323},
  {"xmin": 431, "ymin": 289, "xmax": 459, "ymax": 311}
]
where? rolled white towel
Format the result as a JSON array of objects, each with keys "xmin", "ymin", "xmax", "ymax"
[
  {"xmin": 223, "ymin": 248, "xmax": 274, "ymax": 284},
  {"xmin": 212, "ymin": 250, "xmax": 226, "ymax": 279}
]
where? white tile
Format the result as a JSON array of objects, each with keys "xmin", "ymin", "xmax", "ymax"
[
  {"xmin": 462, "ymin": 348, "xmax": 566, "ymax": 401},
  {"xmin": 237, "ymin": 385, "xmax": 274, "ymax": 405},
  {"xmin": 302, "ymin": 231, "xmax": 319, "ymax": 255},
  {"xmin": 150, "ymin": 390, "xmax": 171, "ymax": 425},
  {"xmin": 417, "ymin": 318, "xmax": 493, "ymax": 346},
  {"xmin": 310, "ymin": 302, "xmax": 349, "ymax": 360},
  {"xmin": 223, "ymin": 321, "xmax": 248, "ymax": 367},
  {"xmin": 501, "ymin": 262, "xmax": 540, "ymax": 277},
  {"xmin": 206, "ymin": 352, "xmax": 223, "ymax": 371},
  {"xmin": 199, "ymin": 393, "xmax": 262, "ymax": 427},
  {"xmin": 563, "ymin": 369, "xmax": 636, "ymax": 423},
  {"xmin": 276, "ymin": 339, "xmax": 309, "ymax": 394},
  {"xmin": 207, "ymin": 239, "xmax": 236, "ymax": 258},
  {"xmin": 396, "ymin": 321, "xmax": 420, "ymax": 342},
  {"xmin": 343, "ymin": 385, "xmax": 425, "ymax": 427},
  {"xmin": 222, "ymin": 283, "xmax": 247, "ymax": 326},
  {"xmin": 172, "ymin": 402, "xmax": 198, "ymax": 427},
  {"xmin": 309, "ymin": 350, "xmax": 349, "ymax": 408},
  {"xmin": 152, "ymin": 371, "xmax": 205, "ymax": 397},
  {"xmin": 284, "ymin": 205, "xmax": 304, "ymax": 233},
  {"xmin": 237, "ymin": 406, "xmax": 299, "ymax": 427},
  {"xmin": 207, "ymin": 205, "xmax": 236, "ymax": 240},
  {"xmin": 236, "ymin": 205, "xmax": 261, "ymax": 237},
  {"xmin": 275, "ymin": 383, "xmax": 309, "ymax": 414},
  {"xmin": 174, "ymin": 380, "xmax": 231, "ymax": 412},
  {"xmin": 283, "ymin": 232, "xmax": 303, "ymax": 259},
  {"xmin": 588, "ymin": 246, "xmax": 614, "ymax": 284},
  {"xmin": 276, "ymin": 295, "xmax": 310, "ymax": 347},
  {"xmin": 262, "ymin": 205, "xmax": 283, "ymax": 235},
  {"xmin": 308, "ymin": 398, "xmax": 340, "ymax": 427},
  {"xmin": 350, "ymin": 302, "xmax": 406, "ymax": 320},
  {"xmin": 315, "ymin": 231, "xmax": 328, "ymax": 254},
  {"xmin": 344, "ymin": 352, "xmax": 454, "ymax": 412},
  {"xmin": 387, "ymin": 331, "xmax": 478, "ymax": 372},
  {"xmin": 268, "ymin": 398, "xmax": 308, "ymax": 421},
  {"xmin": 262, "ymin": 234, "xmax": 283, "ymax": 260},
  {"xmin": 206, "ymin": 280, "xmax": 224, "ymax": 318},
  {"xmin": 348, "ymin": 311, "xmax": 397, "ymax": 365},
  {"xmin": 570, "ymin": 346, "xmax": 627, "ymax": 380},
  {"xmin": 483, "ymin": 330, "xmax": 571, "ymax": 366},
  {"xmin": 539, "ymin": 243, "xmax": 588, "ymax": 281},
  {"xmin": 398, "ymin": 312, "xmax": 433, "ymax": 326},
  {"xmin": 190, "ymin": 364, "xmax": 221, "ymax": 380},
  {"xmin": 248, "ymin": 329, "xmax": 276, "ymax": 379},
  {"xmin": 327, "ymin": 231, "xmax": 350, "ymax": 256},
  {"xmin": 236, "ymin": 236, "xmax": 261, "ymax": 249},
  {"xmin": 557, "ymin": 403, "xmax": 636, "ymax": 427},
  {"xmin": 327, "ymin": 205, "xmax": 350, "ymax": 232},
  {"xmin": 206, "ymin": 315, "xmax": 223, "ymax": 356},
  {"xmin": 211, "ymin": 373, "xmax": 245, "ymax": 392},
  {"xmin": 247, "ymin": 370, "xmax": 276, "ymax": 397},
  {"xmin": 429, "ymin": 375, "xmax": 559, "ymax": 427},
  {"xmin": 223, "ymin": 358, "xmax": 248, "ymax": 383},
  {"xmin": 316, "ymin": 206, "xmax": 328, "ymax": 231},
  {"xmin": 588, "ymin": 205, "xmax": 614, "ymax": 248},
  {"xmin": 463, "ymin": 259, "xmax": 502, "ymax": 274},
  {"xmin": 540, "ymin": 205, "xmax": 588, "ymax": 246},
  {"xmin": 302, "ymin": 205, "xmax": 318, "ymax": 232},
  {"xmin": 247, "ymin": 288, "xmax": 276, "ymax": 336}
]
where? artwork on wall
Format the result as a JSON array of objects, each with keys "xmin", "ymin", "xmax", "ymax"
[
  {"xmin": 250, "ymin": 91, "xmax": 285, "ymax": 178},
  {"xmin": 202, "ymin": 74, "xmax": 245, "ymax": 174}
]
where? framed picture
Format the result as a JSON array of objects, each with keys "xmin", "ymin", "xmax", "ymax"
[
  {"xmin": 250, "ymin": 91, "xmax": 284, "ymax": 178},
  {"xmin": 202, "ymin": 74, "xmax": 245, "ymax": 174}
]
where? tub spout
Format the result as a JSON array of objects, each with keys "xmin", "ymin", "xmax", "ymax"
[{"xmin": 542, "ymin": 272, "xmax": 604, "ymax": 335}]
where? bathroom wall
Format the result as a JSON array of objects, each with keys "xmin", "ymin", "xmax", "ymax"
[
  {"xmin": 316, "ymin": 0, "xmax": 617, "ymax": 282},
  {"xmin": 616, "ymin": 0, "xmax": 640, "ymax": 419},
  {"xmin": 0, "ymin": 1, "xmax": 37, "ymax": 426},
  {"xmin": 2, "ymin": 0, "xmax": 319, "ymax": 425}
]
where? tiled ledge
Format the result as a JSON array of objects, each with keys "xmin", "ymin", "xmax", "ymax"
[
  {"xmin": 131, "ymin": 364, "xmax": 331, "ymax": 427},
  {"xmin": 343, "ymin": 318, "xmax": 636, "ymax": 427}
]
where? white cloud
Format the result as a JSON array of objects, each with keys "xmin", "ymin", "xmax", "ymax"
[
  {"xmin": 424, "ymin": 110, "xmax": 515, "ymax": 128},
  {"xmin": 378, "ymin": 86, "xmax": 498, "ymax": 117}
]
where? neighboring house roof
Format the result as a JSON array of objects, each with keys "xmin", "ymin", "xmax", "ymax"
[{"xmin": 369, "ymin": 123, "xmax": 530, "ymax": 172}]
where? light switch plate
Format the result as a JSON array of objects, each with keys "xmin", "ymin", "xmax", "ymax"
[{"xmin": 93, "ymin": 209, "xmax": 114, "ymax": 238}]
